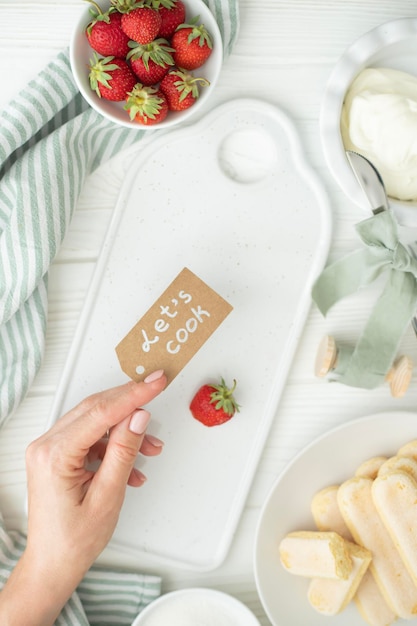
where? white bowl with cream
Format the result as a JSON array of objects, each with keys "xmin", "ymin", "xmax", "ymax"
[
  {"xmin": 132, "ymin": 588, "xmax": 261, "ymax": 626},
  {"xmin": 320, "ymin": 18, "xmax": 417, "ymax": 226}
]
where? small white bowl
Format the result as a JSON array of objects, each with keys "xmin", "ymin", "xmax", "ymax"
[
  {"xmin": 70, "ymin": 0, "xmax": 222, "ymax": 130},
  {"xmin": 132, "ymin": 588, "xmax": 261, "ymax": 625},
  {"xmin": 320, "ymin": 17, "xmax": 417, "ymax": 227}
]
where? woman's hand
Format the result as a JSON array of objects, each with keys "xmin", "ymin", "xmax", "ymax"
[{"xmin": 0, "ymin": 371, "xmax": 167, "ymax": 626}]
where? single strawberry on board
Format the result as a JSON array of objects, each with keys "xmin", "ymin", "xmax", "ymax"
[
  {"xmin": 160, "ymin": 68, "xmax": 209, "ymax": 110},
  {"xmin": 85, "ymin": 1, "xmax": 131, "ymax": 58},
  {"xmin": 124, "ymin": 83, "xmax": 168, "ymax": 125},
  {"xmin": 190, "ymin": 378, "xmax": 240, "ymax": 427},
  {"xmin": 171, "ymin": 16, "xmax": 213, "ymax": 70},
  {"xmin": 89, "ymin": 54, "xmax": 138, "ymax": 101},
  {"xmin": 127, "ymin": 38, "xmax": 174, "ymax": 85}
]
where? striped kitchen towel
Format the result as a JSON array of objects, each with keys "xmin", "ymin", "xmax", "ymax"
[
  {"xmin": 0, "ymin": 513, "xmax": 161, "ymax": 625},
  {"xmin": 0, "ymin": 0, "xmax": 239, "ymax": 427}
]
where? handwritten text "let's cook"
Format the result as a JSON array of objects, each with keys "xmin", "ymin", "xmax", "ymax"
[{"xmin": 141, "ymin": 289, "xmax": 210, "ymax": 355}]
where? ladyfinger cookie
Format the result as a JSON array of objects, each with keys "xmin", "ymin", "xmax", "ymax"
[
  {"xmin": 355, "ymin": 456, "xmax": 388, "ymax": 480},
  {"xmin": 279, "ymin": 530, "xmax": 352, "ymax": 579},
  {"xmin": 397, "ymin": 439, "xmax": 417, "ymax": 460},
  {"xmin": 378, "ymin": 455, "xmax": 417, "ymax": 482},
  {"xmin": 355, "ymin": 571, "xmax": 397, "ymax": 626},
  {"xmin": 311, "ymin": 486, "xmax": 351, "ymax": 540},
  {"xmin": 338, "ymin": 476, "xmax": 417, "ymax": 619},
  {"xmin": 373, "ymin": 470, "xmax": 417, "ymax": 588},
  {"xmin": 311, "ymin": 484, "xmax": 396, "ymax": 626},
  {"xmin": 308, "ymin": 541, "xmax": 371, "ymax": 615}
]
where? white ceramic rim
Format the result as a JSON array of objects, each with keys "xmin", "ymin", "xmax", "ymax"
[
  {"xmin": 132, "ymin": 588, "xmax": 261, "ymax": 625},
  {"xmin": 69, "ymin": 0, "xmax": 223, "ymax": 130},
  {"xmin": 320, "ymin": 17, "xmax": 417, "ymax": 227}
]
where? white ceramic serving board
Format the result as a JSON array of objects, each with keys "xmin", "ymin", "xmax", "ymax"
[{"xmin": 48, "ymin": 99, "xmax": 331, "ymax": 571}]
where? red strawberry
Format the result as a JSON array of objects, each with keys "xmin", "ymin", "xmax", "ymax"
[
  {"xmin": 89, "ymin": 54, "xmax": 137, "ymax": 101},
  {"xmin": 127, "ymin": 38, "xmax": 174, "ymax": 85},
  {"xmin": 156, "ymin": 0, "xmax": 186, "ymax": 38},
  {"xmin": 121, "ymin": 7, "xmax": 162, "ymax": 44},
  {"xmin": 142, "ymin": 0, "xmax": 186, "ymax": 38},
  {"xmin": 160, "ymin": 69, "xmax": 209, "ymax": 110},
  {"xmin": 190, "ymin": 379, "xmax": 240, "ymax": 427},
  {"xmin": 124, "ymin": 83, "xmax": 168, "ymax": 125},
  {"xmin": 85, "ymin": 2, "xmax": 131, "ymax": 57},
  {"xmin": 172, "ymin": 17, "xmax": 213, "ymax": 70}
]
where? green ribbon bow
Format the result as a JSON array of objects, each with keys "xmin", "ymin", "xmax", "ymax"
[{"xmin": 312, "ymin": 210, "xmax": 417, "ymax": 389}]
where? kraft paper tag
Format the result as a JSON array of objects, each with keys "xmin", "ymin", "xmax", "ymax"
[{"xmin": 115, "ymin": 267, "xmax": 233, "ymax": 385}]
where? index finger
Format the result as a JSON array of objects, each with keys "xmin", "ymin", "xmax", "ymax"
[{"xmin": 53, "ymin": 371, "xmax": 167, "ymax": 450}]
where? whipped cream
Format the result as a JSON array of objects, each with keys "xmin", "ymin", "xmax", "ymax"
[{"xmin": 341, "ymin": 67, "xmax": 417, "ymax": 201}]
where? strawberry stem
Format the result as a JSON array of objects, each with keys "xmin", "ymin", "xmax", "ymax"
[{"xmin": 210, "ymin": 378, "xmax": 240, "ymax": 416}]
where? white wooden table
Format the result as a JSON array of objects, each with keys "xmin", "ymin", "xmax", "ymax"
[{"xmin": 2, "ymin": 1, "xmax": 417, "ymax": 624}]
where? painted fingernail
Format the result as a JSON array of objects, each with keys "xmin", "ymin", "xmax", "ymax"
[
  {"xmin": 144, "ymin": 433, "xmax": 164, "ymax": 448},
  {"xmin": 144, "ymin": 369, "xmax": 165, "ymax": 383},
  {"xmin": 129, "ymin": 409, "xmax": 151, "ymax": 435},
  {"xmin": 133, "ymin": 468, "xmax": 147, "ymax": 484}
]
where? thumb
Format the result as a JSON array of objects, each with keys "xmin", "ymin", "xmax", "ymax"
[{"xmin": 93, "ymin": 409, "xmax": 151, "ymax": 503}]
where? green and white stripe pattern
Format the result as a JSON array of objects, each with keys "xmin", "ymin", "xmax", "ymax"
[
  {"xmin": 0, "ymin": 514, "xmax": 161, "ymax": 625},
  {"xmin": 0, "ymin": 1, "xmax": 239, "ymax": 427},
  {"xmin": 78, "ymin": 568, "xmax": 161, "ymax": 625}
]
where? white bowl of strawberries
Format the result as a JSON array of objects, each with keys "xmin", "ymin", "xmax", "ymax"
[{"xmin": 70, "ymin": 0, "xmax": 222, "ymax": 129}]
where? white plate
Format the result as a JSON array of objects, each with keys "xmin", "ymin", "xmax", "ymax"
[
  {"xmin": 47, "ymin": 98, "xmax": 331, "ymax": 571},
  {"xmin": 254, "ymin": 411, "xmax": 417, "ymax": 626},
  {"xmin": 320, "ymin": 18, "xmax": 417, "ymax": 227}
]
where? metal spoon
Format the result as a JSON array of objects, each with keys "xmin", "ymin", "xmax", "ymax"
[{"xmin": 346, "ymin": 150, "xmax": 417, "ymax": 337}]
